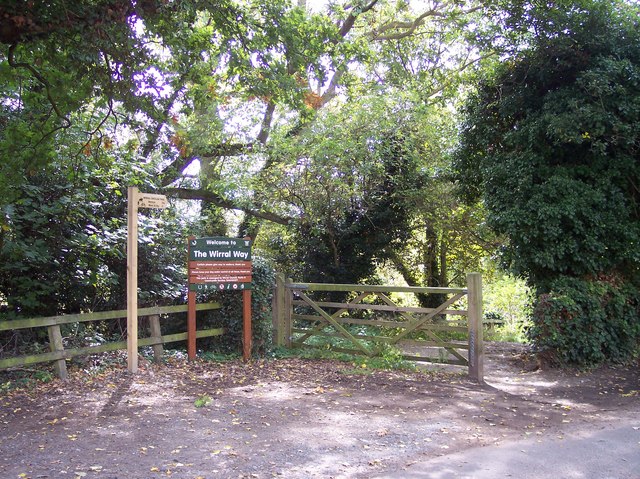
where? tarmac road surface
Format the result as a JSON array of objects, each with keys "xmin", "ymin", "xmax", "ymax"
[{"xmin": 375, "ymin": 420, "xmax": 640, "ymax": 479}]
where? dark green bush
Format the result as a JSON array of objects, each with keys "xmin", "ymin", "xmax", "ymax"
[
  {"xmin": 454, "ymin": 3, "xmax": 640, "ymax": 365},
  {"xmin": 530, "ymin": 276, "xmax": 640, "ymax": 366},
  {"xmin": 196, "ymin": 256, "xmax": 275, "ymax": 357}
]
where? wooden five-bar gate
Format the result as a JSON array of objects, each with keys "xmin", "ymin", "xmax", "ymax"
[{"xmin": 273, "ymin": 273, "xmax": 483, "ymax": 382}]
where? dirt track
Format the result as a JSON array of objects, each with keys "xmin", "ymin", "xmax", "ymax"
[{"xmin": 1, "ymin": 343, "xmax": 639, "ymax": 478}]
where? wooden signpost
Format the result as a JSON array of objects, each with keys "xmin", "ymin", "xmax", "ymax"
[
  {"xmin": 127, "ymin": 186, "xmax": 168, "ymax": 373},
  {"xmin": 187, "ymin": 237, "xmax": 253, "ymax": 361}
]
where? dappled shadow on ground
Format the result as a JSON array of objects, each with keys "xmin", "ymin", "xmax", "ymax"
[{"xmin": 0, "ymin": 343, "xmax": 638, "ymax": 478}]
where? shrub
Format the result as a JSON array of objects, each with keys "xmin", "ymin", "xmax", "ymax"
[
  {"xmin": 197, "ymin": 256, "xmax": 275, "ymax": 357},
  {"xmin": 529, "ymin": 276, "xmax": 640, "ymax": 366}
]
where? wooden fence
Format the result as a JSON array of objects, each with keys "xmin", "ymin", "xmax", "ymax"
[
  {"xmin": 0, "ymin": 302, "xmax": 222, "ymax": 380},
  {"xmin": 273, "ymin": 273, "xmax": 484, "ymax": 382}
]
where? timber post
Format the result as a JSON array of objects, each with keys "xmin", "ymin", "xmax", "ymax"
[
  {"xmin": 47, "ymin": 324, "xmax": 68, "ymax": 380},
  {"xmin": 148, "ymin": 314, "xmax": 163, "ymax": 363},
  {"xmin": 273, "ymin": 273, "xmax": 286, "ymax": 347},
  {"xmin": 126, "ymin": 186, "xmax": 139, "ymax": 373},
  {"xmin": 284, "ymin": 277, "xmax": 293, "ymax": 348},
  {"xmin": 467, "ymin": 272, "xmax": 484, "ymax": 383}
]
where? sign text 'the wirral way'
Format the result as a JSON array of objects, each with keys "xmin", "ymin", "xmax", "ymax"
[{"xmin": 188, "ymin": 237, "xmax": 252, "ymax": 291}]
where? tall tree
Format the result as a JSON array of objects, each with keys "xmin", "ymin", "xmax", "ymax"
[
  {"xmin": 454, "ymin": 0, "xmax": 640, "ymax": 364},
  {"xmin": 1, "ymin": 0, "xmax": 499, "ymax": 320}
]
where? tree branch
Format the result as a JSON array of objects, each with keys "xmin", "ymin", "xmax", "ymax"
[
  {"xmin": 338, "ymin": 0, "xmax": 380, "ymax": 38},
  {"xmin": 0, "ymin": 1, "xmax": 134, "ymax": 44},
  {"xmin": 371, "ymin": 8, "xmax": 442, "ymax": 41},
  {"xmin": 256, "ymin": 102, "xmax": 276, "ymax": 145},
  {"xmin": 164, "ymin": 187, "xmax": 293, "ymax": 225},
  {"xmin": 370, "ymin": 5, "xmax": 482, "ymax": 41},
  {"xmin": 158, "ymin": 141, "xmax": 255, "ymax": 186},
  {"xmin": 141, "ymin": 80, "xmax": 188, "ymax": 160},
  {"xmin": 7, "ymin": 43, "xmax": 71, "ymax": 128}
]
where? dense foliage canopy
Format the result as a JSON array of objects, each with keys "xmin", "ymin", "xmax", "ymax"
[
  {"xmin": 1, "ymin": 0, "xmax": 498, "ymax": 354},
  {"xmin": 455, "ymin": 0, "xmax": 640, "ymax": 364}
]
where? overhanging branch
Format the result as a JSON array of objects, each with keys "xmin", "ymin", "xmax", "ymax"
[
  {"xmin": 164, "ymin": 187, "xmax": 293, "ymax": 225},
  {"xmin": 159, "ymin": 142, "xmax": 254, "ymax": 186},
  {"xmin": 8, "ymin": 43, "xmax": 71, "ymax": 128},
  {"xmin": 370, "ymin": 5, "xmax": 482, "ymax": 42}
]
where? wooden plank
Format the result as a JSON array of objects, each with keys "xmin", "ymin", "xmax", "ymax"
[
  {"xmin": 373, "ymin": 292, "xmax": 469, "ymax": 364},
  {"xmin": 294, "ymin": 291, "xmax": 371, "ymax": 345},
  {"xmin": 284, "ymin": 278, "xmax": 293, "ymax": 347},
  {"xmin": 292, "ymin": 328, "xmax": 392, "ymax": 343},
  {"xmin": 296, "ymin": 291, "xmax": 372, "ymax": 356},
  {"xmin": 148, "ymin": 314, "xmax": 163, "ymax": 363},
  {"xmin": 161, "ymin": 328, "xmax": 225, "ymax": 344},
  {"xmin": 467, "ymin": 273, "xmax": 484, "ymax": 383},
  {"xmin": 187, "ymin": 291, "xmax": 196, "ymax": 360},
  {"xmin": 273, "ymin": 273, "xmax": 285, "ymax": 346},
  {"xmin": 290, "ymin": 299, "xmax": 467, "ymax": 316},
  {"xmin": 383, "ymin": 293, "xmax": 466, "ymax": 344},
  {"xmin": 242, "ymin": 289, "xmax": 252, "ymax": 361},
  {"xmin": 288, "ymin": 283, "xmax": 466, "ymax": 295},
  {"xmin": 289, "ymin": 344, "xmax": 365, "ymax": 357},
  {"xmin": 127, "ymin": 186, "xmax": 140, "ymax": 373},
  {"xmin": 401, "ymin": 355, "xmax": 468, "ymax": 366},
  {"xmin": 292, "ymin": 314, "xmax": 468, "ymax": 332},
  {"xmin": 399, "ymin": 339, "xmax": 470, "ymax": 350},
  {"xmin": 47, "ymin": 324, "xmax": 68, "ymax": 380},
  {"xmin": 287, "ymin": 344, "xmax": 468, "ymax": 367},
  {"xmin": 292, "ymin": 328, "xmax": 469, "ymax": 351},
  {"xmin": 0, "ymin": 303, "xmax": 221, "ymax": 332},
  {"xmin": 0, "ymin": 328, "xmax": 225, "ymax": 369}
]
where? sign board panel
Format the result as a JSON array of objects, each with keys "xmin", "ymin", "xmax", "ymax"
[
  {"xmin": 188, "ymin": 237, "xmax": 253, "ymax": 290},
  {"xmin": 138, "ymin": 193, "xmax": 168, "ymax": 209},
  {"xmin": 186, "ymin": 236, "xmax": 253, "ymax": 362},
  {"xmin": 189, "ymin": 237, "xmax": 252, "ymax": 261}
]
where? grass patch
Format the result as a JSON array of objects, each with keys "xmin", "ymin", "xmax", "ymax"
[
  {"xmin": 270, "ymin": 344, "xmax": 416, "ymax": 372},
  {"xmin": 0, "ymin": 368, "xmax": 55, "ymax": 392},
  {"xmin": 194, "ymin": 394, "xmax": 213, "ymax": 408}
]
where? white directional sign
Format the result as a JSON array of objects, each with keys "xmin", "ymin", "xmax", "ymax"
[{"xmin": 138, "ymin": 193, "xmax": 168, "ymax": 209}]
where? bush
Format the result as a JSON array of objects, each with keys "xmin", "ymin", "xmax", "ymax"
[
  {"xmin": 530, "ymin": 276, "xmax": 640, "ymax": 366},
  {"xmin": 197, "ymin": 256, "xmax": 275, "ymax": 357}
]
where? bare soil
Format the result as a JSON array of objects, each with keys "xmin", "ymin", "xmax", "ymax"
[{"xmin": 1, "ymin": 343, "xmax": 639, "ymax": 479}]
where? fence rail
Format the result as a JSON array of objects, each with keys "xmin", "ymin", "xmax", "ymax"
[{"xmin": 0, "ymin": 302, "xmax": 222, "ymax": 379}]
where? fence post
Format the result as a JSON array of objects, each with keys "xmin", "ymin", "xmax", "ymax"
[
  {"xmin": 148, "ymin": 315, "xmax": 163, "ymax": 363},
  {"xmin": 284, "ymin": 277, "xmax": 293, "ymax": 348},
  {"xmin": 467, "ymin": 272, "xmax": 484, "ymax": 383},
  {"xmin": 47, "ymin": 325, "xmax": 68, "ymax": 380},
  {"xmin": 273, "ymin": 273, "xmax": 286, "ymax": 347}
]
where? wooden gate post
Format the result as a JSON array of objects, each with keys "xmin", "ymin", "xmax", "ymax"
[
  {"xmin": 284, "ymin": 277, "xmax": 293, "ymax": 348},
  {"xmin": 467, "ymin": 272, "xmax": 484, "ymax": 383},
  {"xmin": 47, "ymin": 324, "xmax": 68, "ymax": 380},
  {"xmin": 148, "ymin": 315, "xmax": 164, "ymax": 363},
  {"xmin": 273, "ymin": 273, "xmax": 286, "ymax": 347}
]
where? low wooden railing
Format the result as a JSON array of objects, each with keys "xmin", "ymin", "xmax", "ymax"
[{"xmin": 0, "ymin": 302, "xmax": 222, "ymax": 379}]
